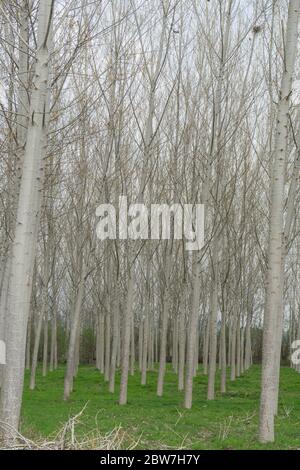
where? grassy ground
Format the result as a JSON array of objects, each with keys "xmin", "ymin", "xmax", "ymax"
[{"xmin": 21, "ymin": 365, "xmax": 300, "ymax": 449}]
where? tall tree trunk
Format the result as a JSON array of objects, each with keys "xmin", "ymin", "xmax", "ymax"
[
  {"xmin": 141, "ymin": 313, "xmax": 149, "ymax": 385},
  {"xmin": 42, "ymin": 316, "xmax": 48, "ymax": 377},
  {"xmin": 0, "ymin": 0, "xmax": 53, "ymax": 435},
  {"xmin": 178, "ymin": 297, "xmax": 186, "ymax": 391},
  {"xmin": 64, "ymin": 264, "xmax": 86, "ymax": 400},
  {"xmin": 184, "ymin": 257, "xmax": 201, "ymax": 408},
  {"xmin": 259, "ymin": 0, "xmax": 300, "ymax": 443},
  {"xmin": 99, "ymin": 311, "xmax": 105, "ymax": 373},
  {"xmin": 130, "ymin": 314, "xmax": 135, "ymax": 376},
  {"xmin": 119, "ymin": 275, "xmax": 134, "ymax": 405},
  {"xmin": 0, "ymin": 0, "xmax": 29, "ymax": 389},
  {"xmin": 203, "ymin": 319, "xmax": 209, "ymax": 374},
  {"xmin": 230, "ymin": 315, "xmax": 237, "ymax": 381},
  {"xmin": 157, "ymin": 246, "xmax": 171, "ymax": 397},
  {"xmin": 109, "ymin": 282, "xmax": 121, "ymax": 393},
  {"xmin": 244, "ymin": 310, "xmax": 252, "ymax": 371},
  {"xmin": 25, "ymin": 311, "xmax": 32, "ymax": 370},
  {"xmin": 29, "ymin": 309, "xmax": 44, "ymax": 390},
  {"xmin": 104, "ymin": 312, "xmax": 111, "ymax": 382},
  {"xmin": 49, "ymin": 311, "xmax": 57, "ymax": 372},
  {"xmin": 236, "ymin": 317, "xmax": 241, "ymax": 378},
  {"xmin": 220, "ymin": 308, "xmax": 227, "ymax": 393},
  {"xmin": 207, "ymin": 255, "xmax": 219, "ymax": 400}
]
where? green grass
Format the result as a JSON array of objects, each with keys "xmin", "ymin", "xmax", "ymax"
[{"xmin": 21, "ymin": 365, "xmax": 300, "ymax": 449}]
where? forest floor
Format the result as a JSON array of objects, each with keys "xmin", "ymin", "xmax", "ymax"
[{"xmin": 21, "ymin": 365, "xmax": 300, "ymax": 450}]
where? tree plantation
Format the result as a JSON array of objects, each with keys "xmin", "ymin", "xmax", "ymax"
[{"xmin": 1, "ymin": 0, "xmax": 300, "ymax": 453}]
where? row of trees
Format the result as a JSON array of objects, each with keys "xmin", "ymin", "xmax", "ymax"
[{"xmin": 0, "ymin": 0, "xmax": 300, "ymax": 444}]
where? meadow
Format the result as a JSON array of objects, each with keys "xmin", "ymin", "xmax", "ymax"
[{"xmin": 21, "ymin": 365, "xmax": 300, "ymax": 450}]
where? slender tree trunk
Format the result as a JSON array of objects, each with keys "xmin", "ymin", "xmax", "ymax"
[
  {"xmin": 141, "ymin": 312, "xmax": 149, "ymax": 385},
  {"xmin": 220, "ymin": 309, "xmax": 227, "ymax": 393},
  {"xmin": 244, "ymin": 310, "xmax": 252, "ymax": 370},
  {"xmin": 119, "ymin": 275, "xmax": 134, "ymax": 405},
  {"xmin": 109, "ymin": 282, "xmax": 120, "ymax": 393},
  {"xmin": 49, "ymin": 311, "xmax": 57, "ymax": 372},
  {"xmin": 207, "ymin": 256, "xmax": 219, "ymax": 400},
  {"xmin": 25, "ymin": 311, "xmax": 32, "ymax": 370},
  {"xmin": 230, "ymin": 315, "xmax": 237, "ymax": 381},
  {"xmin": 0, "ymin": 3, "xmax": 29, "ymax": 380},
  {"xmin": 259, "ymin": 0, "xmax": 300, "ymax": 443},
  {"xmin": 138, "ymin": 321, "xmax": 143, "ymax": 371},
  {"xmin": 203, "ymin": 319, "xmax": 210, "ymax": 374},
  {"xmin": 64, "ymin": 266, "xmax": 86, "ymax": 400},
  {"xmin": 157, "ymin": 247, "xmax": 171, "ymax": 397},
  {"xmin": 29, "ymin": 310, "xmax": 44, "ymax": 390},
  {"xmin": 178, "ymin": 300, "xmax": 185, "ymax": 391},
  {"xmin": 104, "ymin": 312, "xmax": 111, "ymax": 382},
  {"xmin": 194, "ymin": 322, "xmax": 199, "ymax": 376},
  {"xmin": 240, "ymin": 325, "xmax": 244, "ymax": 375},
  {"xmin": 130, "ymin": 314, "xmax": 135, "ymax": 376},
  {"xmin": 236, "ymin": 317, "xmax": 241, "ymax": 378},
  {"xmin": 99, "ymin": 311, "xmax": 105, "ymax": 373},
  {"xmin": 0, "ymin": 0, "xmax": 53, "ymax": 434},
  {"xmin": 184, "ymin": 257, "xmax": 201, "ymax": 407},
  {"xmin": 42, "ymin": 316, "xmax": 48, "ymax": 377}
]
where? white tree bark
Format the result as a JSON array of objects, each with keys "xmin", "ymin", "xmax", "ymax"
[
  {"xmin": 259, "ymin": 0, "xmax": 300, "ymax": 443},
  {"xmin": 157, "ymin": 245, "xmax": 171, "ymax": 397},
  {"xmin": 0, "ymin": 0, "xmax": 54, "ymax": 436},
  {"xmin": 119, "ymin": 275, "xmax": 134, "ymax": 405},
  {"xmin": 64, "ymin": 263, "xmax": 86, "ymax": 400}
]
